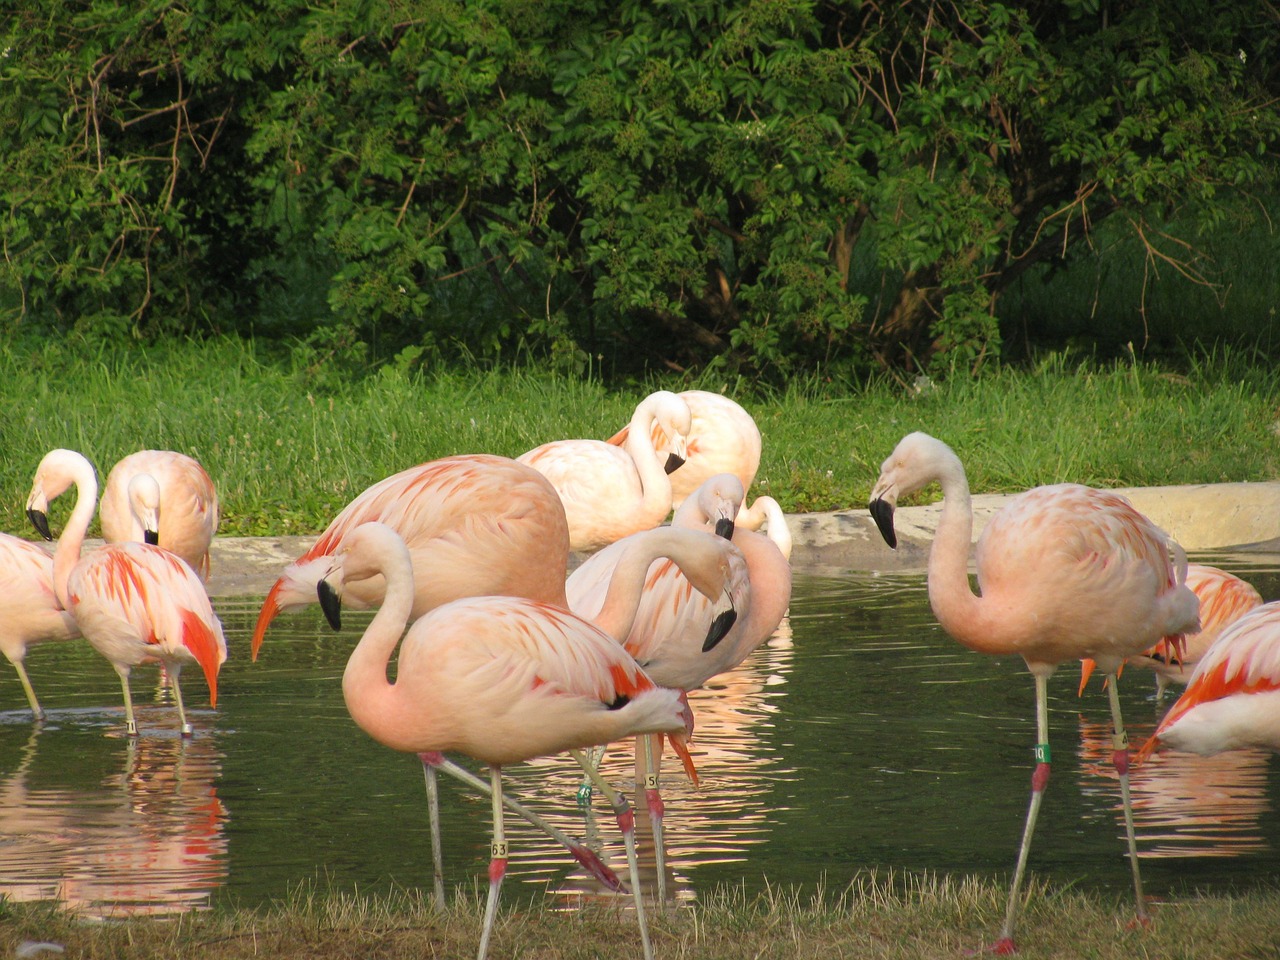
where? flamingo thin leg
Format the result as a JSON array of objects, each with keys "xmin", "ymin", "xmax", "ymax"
[
  {"xmin": 12, "ymin": 661, "xmax": 44, "ymax": 721},
  {"xmin": 572, "ymin": 749, "xmax": 655, "ymax": 960},
  {"xmin": 639, "ymin": 733, "xmax": 669, "ymax": 905},
  {"xmin": 421, "ymin": 759, "xmax": 447, "ymax": 909},
  {"xmin": 476, "ymin": 765, "xmax": 507, "ymax": 960},
  {"xmin": 420, "ymin": 752, "xmax": 624, "ymax": 893},
  {"xmin": 116, "ymin": 666, "xmax": 138, "ymax": 737},
  {"xmin": 169, "ymin": 668, "xmax": 193, "ymax": 737},
  {"xmin": 1106, "ymin": 672, "xmax": 1149, "ymax": 925},
  {"xmin": 994, "ymin": 671, "xmax": 1051, "ymax": 954}
]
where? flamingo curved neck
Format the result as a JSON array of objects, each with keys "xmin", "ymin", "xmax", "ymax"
[
  {"xmin": 925, "ymin": 463, "xmax": 992, "ymax": 652},
  {"xmin": 591, "ymin": 529, "xmax": 692, "ymax": 642},
  {"xmin": 52, "ymin": 462, "xmax": 99, "ymax": 609},
  {"xmin": 623, "ymin": 400, "xmax": 673, "ymax": 521},
  {"xmin": 341, "ymin": 545, "xmax": 426, "ymax": 749}
]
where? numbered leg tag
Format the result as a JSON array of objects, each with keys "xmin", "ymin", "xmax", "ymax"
[
  {"xmin": 1033, "ymin": 743, "xmax": 1052, "ymax": 764},
  {"xmin": 1112, "ymin": 730, "xmax": 1129, "ymax": 750},
  {"xmin": 644, "ymin": 774, "xmax": 659, "ymax": 789},
  {"xmin": 491, "ymin": 840, "xmax": 508, "ymax": 860}
]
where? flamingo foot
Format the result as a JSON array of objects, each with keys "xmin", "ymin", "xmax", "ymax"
[
  {"xmin": 989, "ymin": 937, "xmax": 1018, "ymax": 955},
  {"xmin": 567, "ymin": 842, "xmax": 626, "ymax": 894},
  {"xmin": 1126, "ymin": 913, "xmax": 1153, "ymax": 931}
]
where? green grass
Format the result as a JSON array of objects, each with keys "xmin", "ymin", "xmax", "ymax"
[
  {"xmin": 4, "ymin": 337, "xmax": 1279, "ymax": 538},
  {"xmin": 3, "ymin": 872, "xmax": 1279, "ymax": 959}
]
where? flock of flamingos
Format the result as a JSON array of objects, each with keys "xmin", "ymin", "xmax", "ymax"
[{"xmin": 4, "ymin": 387, "xmax": 1280, "ymax": 957}]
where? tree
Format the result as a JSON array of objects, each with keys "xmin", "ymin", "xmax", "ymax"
[{"xmin": 5, "ymin": 0, "xmax": 1278, "ymax": 377}]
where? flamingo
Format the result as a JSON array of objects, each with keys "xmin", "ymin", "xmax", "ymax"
[
  {"xmin": 319, "ymin": 521, "xmax": 741, "ymax": 960},
  {"xmin": 26, "ymin": 449, "xmax": 226, "ymax": 737},
  {"xmin": 519, "ymin": 390, "xmax": 691, "ymax": 552},
  {"xmin": 0, "ymin": 535, "xmax": 80, "ymax": 720},
  {"xmin": 565, "ymin": 473, "xmax": 793, "ymax": 899},
  {"xmin": 99, "ymin": 450, "xmax": 220, "ymax": 581},
  {"xmin": 868, "ymin": 432, "xmax": 1199, "ymax": 954},
  {"xmin": 1140, "ymin": 601, "xmax": 1280, "ymax": 758},
  {"xmin": 606, "ymin": 389, "xmax": 761, "ymax": 514},
  {"xmin": 251, "ymin": 454, "xmax": 571, "ymax": 659},
  {"xmin": 739, "ymin": 494, "xmax": 792, "ymax": 561}
]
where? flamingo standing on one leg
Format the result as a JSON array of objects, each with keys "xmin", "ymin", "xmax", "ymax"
[
  {"xmin": 1140, "ymin": 601, "xmax": 1280, "ymax": 758},
  {"xmin": 868, "ymin": 432, "xmax": 1199, "ymax": 954},
  {"xmin": 0, "ymin": 535, "xmax": 80, "ymax": 720},
  {"xmin": 565, "ymin": 473, "xmax": 793, "ymax": 900},
  {"xmin": 99, "ymin": 450, "xmax": 221, "ymax": 581},
  {"xmin": 606, "ymin": 390, "xmax": 761, "ymax": 515},
  {"xmin": 319, "ymin": 522, "xmax": 741, "ymax": 960},
  {"xmin": 26, "ymin": 449, "xmax": 226, "ymax": 737},
  {"xmin": 251, "ymin": 454, "xmax": 572, "ymax": 659},
  {"xmin": 519, "ymin": 390, "xmax": 691, "ymax": 552}
]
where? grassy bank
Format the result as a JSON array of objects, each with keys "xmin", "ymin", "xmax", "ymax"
[
  {"xmin": 4, "ymin": 872, "xmax": 1280, "ymax": 960},
  {"xmin": 4, "ymin": 337, "xmax": 1279, "ymax": 538}
]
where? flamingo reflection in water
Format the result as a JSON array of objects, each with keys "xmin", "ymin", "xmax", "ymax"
[
  {"xmin": 0, "ymin": 727, "xmax": 228, "ymax": 918},
  {"xmin": 521, "ymin": 615, "xmax": 796, "ymax": 905},
  {"xmin": 1076, "ymin": 717, "xmax": 1271, "ymax": 860}
]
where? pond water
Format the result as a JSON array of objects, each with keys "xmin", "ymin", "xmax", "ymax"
[{"xmin": 3, "ymin": 554, "xmax": 1280, "ymax": 918}]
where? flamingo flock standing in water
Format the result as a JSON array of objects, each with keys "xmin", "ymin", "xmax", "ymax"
[{"xmin": 12, "ymin": 393, "xmax": 1280, "ymax": 959}]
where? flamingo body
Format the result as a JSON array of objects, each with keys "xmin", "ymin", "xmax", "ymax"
[
  {"xmin": 1144, "ymin": 601, "xmax": 1280, "ymax": 757},
  {"xmin": 607, "ymin": 390, "xmax": 761, "ymax": 513},
  {"xmin": 0, "ymin": 535, "xmax": 80, "ymax": 718},
  {"xmin": 99, "ymin": 450, "xmax": 220, "ymax": 580},
  {"xmin": 252, "ymin": 454, "xmax": 570, "ymax": 658},
  {"xmin": 520, "ymin": 390, "xmax": 691, "ymax": 552},
  {"xmin": 27, "ymin": 449, "xmax": 226, "ymax": 736}
]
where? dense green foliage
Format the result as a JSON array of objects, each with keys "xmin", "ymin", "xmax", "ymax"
[
  {"xmin": 3, "ymin": 338, "xmax": 1276, "ymax": 538},
  {"xmin": 2, "ymin": 1, "xmax": 1277, "ymax": 380}
]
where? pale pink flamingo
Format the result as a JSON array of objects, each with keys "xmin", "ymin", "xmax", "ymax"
[
  {"xmin": 739, "ymin": 494, "xmax": 792, "ymax": 561},
  {"xmin": 519, "ymin": 390, "xmax": 691, "ymax": 552},
  {"xmin": 869, "ymin": 432, "xmax": 1199, "ymax": 954},
  {"xmin": 251, "ymin": 454, "xmax": 571, "ymax": 660},
  {"xmin": 320, "ymin": 521, "xmax": 740, "ymax": 960},
  {"xmin": 99, "ymin": 450, "xmax": 220, "ymax": 581},
  {"xmin": 565, "ymin": 473, "xmax": 793, "ymax": 899},
  {"xmin": 1079, "ymin": 563, "xmax": 1263, "ymax": 699},
  {"xmin": 0, "ymin": 535, "xmax": 80, "ymax": 720},
  {"xmin": 26, "ymin": 449, "xmax": 226, "ymax": 737},
  {"xmin": 606, "ymin": 390, "xmax": 761, "ymax": 515},
  {"xmin": 1140, "ymin": 601, "xmax": 1280, "ymax": 758}
]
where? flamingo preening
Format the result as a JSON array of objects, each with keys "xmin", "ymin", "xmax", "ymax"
[
  {"xmin": 869, "ymin": 432, "xmax": 1199, "ymax": 953},
  {"xmin": 320, "ymin": 521, "xmax": 741, "ymax": 960},
  {"xmin": 99, "ymin": 449, "xmax": 220, "ymax": 581},
  {"xmin": 606, "ymin": 390, "xmax": 761, "ymax": 516},
  {"xmin": 520, "ymin": 390, "xmax": 691, "ymax": 552},
  {"xmin": 27, "ymin": 449, "xmax": 226, "ymax": 738}
]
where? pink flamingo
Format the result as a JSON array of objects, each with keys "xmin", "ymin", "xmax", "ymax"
[
  {"xmin": 519, "ymin": 390, "xmax": 691, "ymax": 552},
  {"xmin": 739, "ymin": 493, "xmax": 792, "ymax": 561},
  {"xmin": 869, "ymin": 432, "xmax": 1199, "ymax": 953},
  {"xmin": 99, "ymin": 450, "xmax": 221, "ymax": 581},
  {"xmin": 565, "ymin": 473, "xmax": 793, "ymax": 899},
  {"xmin": 607, "ymin": 390, "xmax": 761, "ymax": 515},
  {"xmin": 0, "ymin": 535, "xmax": 80, "ymax": 720},
  {"xmin": 1140, "ymin": 601, "xmax": 1280, "ymax": 758},
  {"xmin": 26, "ymin": 449, "xmax": 226, "ymax": 737},
  {"xmin": 251, "ymin": 454, "xmax": 571, "ymax": 659},
  {"xmin": 320, "ymin": 521, "xmax": 740, "ymax": 960}
]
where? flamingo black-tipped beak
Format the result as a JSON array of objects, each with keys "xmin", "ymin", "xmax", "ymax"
[
  {"xmin": 663, "ymin": 452, "xmax": 686, "ymax": 475},
  {"xmin": 27, "ymin": 508, "xmax": 52, "ymax": 541},
  {"xmin": 144, "ymin": 529, "xmax": 160, "ymax": 546},
  {"xmin": 317, "ymin": 579, "xmax": 343, "ymax": 631},
  {"xmin": 714, "ymin": 517, "xmax": 735, "ymax": 540},
  {"xmin": 702, "ymin": 608, "xmax": 738, "ymax": 652},
  {"xmin": 869, "ymin": 498, "xmax": 897, "ymax": 549}
]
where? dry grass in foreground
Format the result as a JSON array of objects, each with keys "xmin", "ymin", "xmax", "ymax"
[{"xmin": 4, "ymin": 871, "xmax": 1280, "ymax": 960}]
